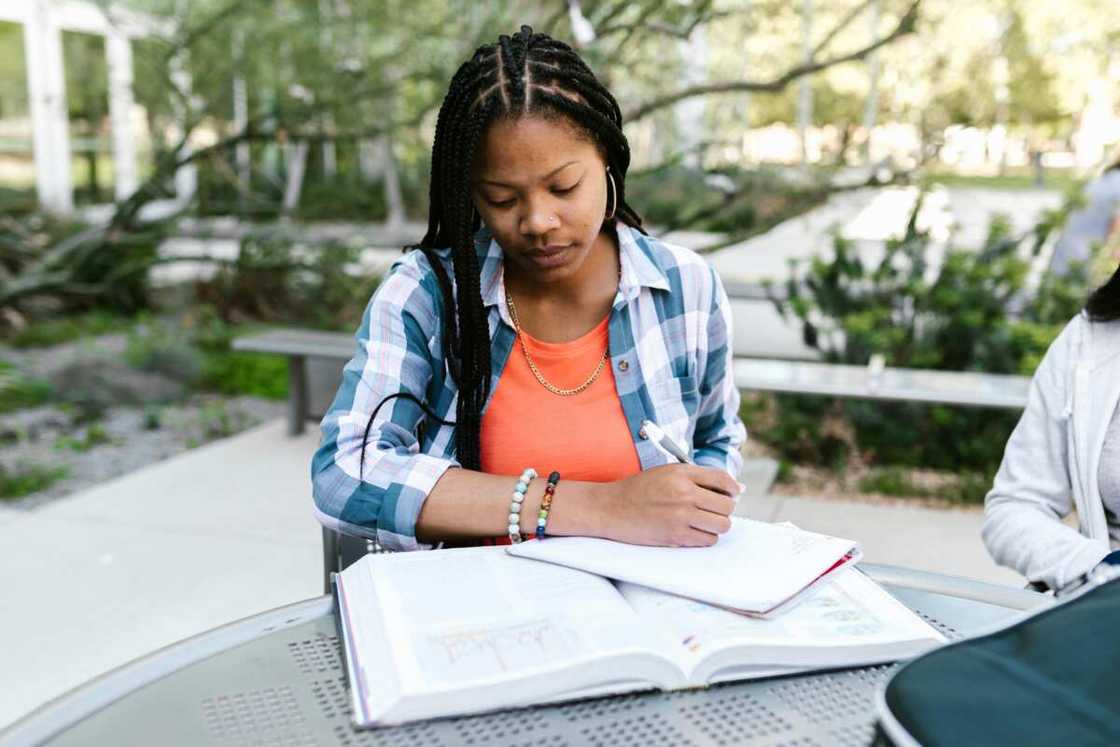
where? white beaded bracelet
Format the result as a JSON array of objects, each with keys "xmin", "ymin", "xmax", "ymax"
[{"xmin": 508, "ymin": 467, "xmax": 537, "ymax": 544}]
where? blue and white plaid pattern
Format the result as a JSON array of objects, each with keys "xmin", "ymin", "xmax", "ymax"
[{"xmin": 311, "ymin": 220, "xmax": 746, "ymax": 550}]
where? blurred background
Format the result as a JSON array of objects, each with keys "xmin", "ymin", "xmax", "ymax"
[
  {"xmin": 3, "ymin": 0, "xmax": 1118, "ymax": 508},
  {"xmin": 1, "ymin": 0, "xmax": 1119, "ymax": 727}
]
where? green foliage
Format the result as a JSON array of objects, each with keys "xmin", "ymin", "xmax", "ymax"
[
  {"xmin": 125, "ymin": 317, "xmax": 204, "ymax": 383},
  {"xmin": 0, "ymin": 366, "xmax": 53, "ymax": 413},
  {"xmin": 123, "ymin": 308, "xmax": 289, "ymax": 400},
  {"xmin": 7, "ymin": 311, "xmax": 132, "ymax": 348},
  {"xmin": 200, "ymin": 352, "xmax": 289, "ymax": 400},
  {"xmin": 627, "ymin": 164, "xmax": 828, "ymax": 235},
  {"xmin": 193, "ymin": 236, "xmax": 380, "ymax": 331},
  {"xmin": 858, "ymin": 467, "xmax": 990, "ymax": 505},
  {"xmin": 0, "ymin": 462, "xmax": 68, "ymax": 500},
  {"xmin": 763, "ymin": 189, "xmax": 1089, "ymax": 477},
  {"xmin": 54, "ymin": 423, "xmax": 115, "ymax": 453}
]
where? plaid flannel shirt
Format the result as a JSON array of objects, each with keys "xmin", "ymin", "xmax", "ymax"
[{"xmin": 311, "ymin": 220, "xmax": 746, "ymax": 550}]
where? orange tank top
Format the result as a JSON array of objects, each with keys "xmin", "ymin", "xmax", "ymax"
[{"xmin": 480, "ymin": 313, "xmax": 642, "ymax": 483}]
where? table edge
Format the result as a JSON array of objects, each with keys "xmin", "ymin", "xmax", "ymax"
[{"xmin": 0, "ymin": 565, "xmax": 1043, "ymax": 746}]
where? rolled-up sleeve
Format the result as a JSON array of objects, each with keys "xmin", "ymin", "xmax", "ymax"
[
  {"xmin": 692, "ymin": 265, "xmax": 746, "ymax": 479},
  {"xmin": 310, "ymin": 254, "xmax": 459, "ymax": 551}
]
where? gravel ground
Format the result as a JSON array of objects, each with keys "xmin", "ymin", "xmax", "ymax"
[{"xmin": 1, "ymin": 334, "xmax": 287, "ymax": 510}]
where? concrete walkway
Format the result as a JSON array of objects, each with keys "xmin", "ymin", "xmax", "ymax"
[{"xmin": 0, "ymin": 416, "xmax": 1024, "ymax": 730}]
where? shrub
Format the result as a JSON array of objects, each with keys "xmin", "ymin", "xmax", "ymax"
[
  {"xmin": 762, "ymin": 189, "xmax": 1089, "ymax": 483},
  {"xmin": 0, "ymin": 462, "xmax": 68, "ymax": 500},
  {"xmin": 0, "ymin": 364, "xmax": 53, "ymax": 414},
  {"xmin": 7, "ymin": 310, "xmax": 131, "ymax": 348}
]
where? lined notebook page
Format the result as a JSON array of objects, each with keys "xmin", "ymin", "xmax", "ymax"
[{"xmin": 508, "ymin": 518, "xmax": 860, "ymax": 614}]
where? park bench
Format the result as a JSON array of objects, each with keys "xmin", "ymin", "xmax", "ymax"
[{"xmin": 233, "ymin": 329, "xmax": 1031, "ymax": 437}]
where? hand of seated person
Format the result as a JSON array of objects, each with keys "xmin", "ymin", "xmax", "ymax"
[{"xmin": 599, "ymin": 464, "xmax": 744, "ymax": 548}]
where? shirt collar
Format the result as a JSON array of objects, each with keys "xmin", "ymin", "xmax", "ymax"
[{"xmin": 477, "ymin": 220, "xmax": 671, "ymax": 311}]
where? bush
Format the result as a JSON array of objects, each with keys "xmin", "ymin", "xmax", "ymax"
[
  {"xmin": 0, "ymin": 462, "xmax": 68, "ymax": 500},
  {"xmin": 627, "ymin": 164, "xmax": 829, "ymax": 235},
  {"xmin": 7, "ymin": 311, "xmax": 132, "ymax": 348},
  {"xmin": 762, "ymin": 189, "xmax": 1089, "ymax": 481},
  {"xmin": 125, "ymin": 317, "xmax": 205, "ymax": 384},
  {"xmin": 191, "ymin": 236, "xmax": 380, "ymax": 331},
  {"xmin": 0, "ymin": 364, "xmax": 53, "ymax": 414},
  {"xmin": 200, "ymin": 351, "xmax": 289, "ymax": 400}
]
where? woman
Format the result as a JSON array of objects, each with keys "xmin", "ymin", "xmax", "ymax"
[
  {"xmin": 311, "ymin": 26, "xmax": 746, "ymax": 551},
  {"xmin": 1048, "ymin": 154, "xmax": 1120, "ymax": 277},
  {"xmin": 983, "ymin": 265, "xmax": 1120, "ymax": 592}
]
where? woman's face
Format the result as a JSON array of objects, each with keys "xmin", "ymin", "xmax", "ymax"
[{"xmin": 471, "ymin": 115, "xmax": 610, "ymax": 284}]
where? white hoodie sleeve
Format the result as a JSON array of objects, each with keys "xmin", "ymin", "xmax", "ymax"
[{"xmin": 982, "ymin": 317, "xmax": 1111, "ymax": 590}]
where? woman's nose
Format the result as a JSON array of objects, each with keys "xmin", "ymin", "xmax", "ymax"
[{"xmin": 519, "ymin": 202, "xmax": 558, "ymax": 236}]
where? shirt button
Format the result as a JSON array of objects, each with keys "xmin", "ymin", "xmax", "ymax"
[{"xmin": 618, "ymin": 360, "xmax": 629, "ymax": 372}]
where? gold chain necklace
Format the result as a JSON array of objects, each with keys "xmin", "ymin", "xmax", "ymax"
[{"xmin": 504, "ymin": 262, "xmax": 620, "ymax": 397}]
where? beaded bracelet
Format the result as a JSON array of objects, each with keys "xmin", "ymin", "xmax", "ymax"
[
  {"xmin": 508, "ymin": 467, "xmax": 537, "ymax": 544},
  {"xmin": 536, "ymin": 471, "xmax": 561, "ymax": 540}
]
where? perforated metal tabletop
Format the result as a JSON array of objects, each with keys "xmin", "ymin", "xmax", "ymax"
[{"xmin": 1, "ymin": 565, "xmax": 1046, "ymax": 747}]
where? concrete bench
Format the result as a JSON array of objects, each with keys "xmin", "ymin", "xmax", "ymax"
[
  {"xmin": 233, "ymin": 329, "xmax": 1032, "ymax": 437},
  {"xmin": 232, "ymin": 329, "xmax": 355, "ymax": 436},
  {"xmin": 233, "ymin": 329, "xmax": 1029, "ymax": 506}
]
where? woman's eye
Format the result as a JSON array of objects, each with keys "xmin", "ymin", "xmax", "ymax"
[
  {"xmin": 553, "ymin": 182, "xmax": 580, "ymax": 195},
  {"xmin": 489, "ymin": 198, "xmax": 515, "ymax": 208}
]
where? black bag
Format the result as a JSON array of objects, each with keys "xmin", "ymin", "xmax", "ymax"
[{"xmin": 874, "ymin": 573, "xmax": 1120, "ymax": 746}]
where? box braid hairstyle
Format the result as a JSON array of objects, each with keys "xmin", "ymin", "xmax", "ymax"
[
  {"xmin": 360, "ymin": 25, "xmax": 646, "ymax": 477},
  {"xmin": 1086, "ymin": 264, "xmax": 1120, "ymax": 322}
]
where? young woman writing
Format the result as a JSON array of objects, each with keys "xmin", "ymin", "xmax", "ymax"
[{"xmin": 311, "ymin": 26, "xmax": 746, "ymax": 551}]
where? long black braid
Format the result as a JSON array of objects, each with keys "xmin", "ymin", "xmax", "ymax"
[{"xmin": 360, "ymin": 25, "xmax": 646, "ymax": 477}]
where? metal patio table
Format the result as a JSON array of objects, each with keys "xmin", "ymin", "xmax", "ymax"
[{"xmin": 0, "ymin": 564, "xmax": 1046, "ymax": 747}]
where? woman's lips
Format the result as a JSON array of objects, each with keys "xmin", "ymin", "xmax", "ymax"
[{"xmin": 526, "ymin": 244, "xmax": 574, "ymax": 269}]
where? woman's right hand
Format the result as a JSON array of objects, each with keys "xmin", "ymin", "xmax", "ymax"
[{"xmin": 598, "ymin": 464, "xmax": 743, "ymax": 547}]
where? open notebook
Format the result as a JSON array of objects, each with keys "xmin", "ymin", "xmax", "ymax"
[
  {"xmin": 335, "ymin": 547, "xmax": 944, "ymax": 728},
  {"xmin": 509, "ymin": 517, "xmax": 861, "ymax": 616}
]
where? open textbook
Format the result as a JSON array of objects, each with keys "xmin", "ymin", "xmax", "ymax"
[
  {"xmin": 509, "ymin": 517, "xmax": 861, "ymax": 615},
  {"xmin": 335, "ymin": 547, "xmax": 944, "ymax": 728}
]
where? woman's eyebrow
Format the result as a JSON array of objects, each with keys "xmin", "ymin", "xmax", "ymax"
[{"xmin": 479, "ymin": 160, "xmax": 580, "ymax": 187}]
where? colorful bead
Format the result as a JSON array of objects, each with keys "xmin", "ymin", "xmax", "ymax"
[
  {"xmin": 508, "ymin": 468, "xmax": 537, "ymax": 544},
  {"xmin": 536, "ymin": 471, "xmax": 562, "ymax": 540}
]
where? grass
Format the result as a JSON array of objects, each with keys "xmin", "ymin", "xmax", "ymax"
[
  {"xmin": 54, "ymin": 423, "xmax": 115, "ymax": 453},
  {"xmin": 858, "ymin": 466, "xmax": 990, "ymax": 505},
  {"xmin": 0, "ymin": 365, "xmax": 53, "ymax": 413},
  {"xmin": 0, "ymin": 462, "xmax": 69, "ymax": 500},
  {"xmin": 7, "ymin": 311, "xmax": 133, "ymax": 349},
  {"xmin": 200, "ymin": 351, "xmax": 289, "ymax": 400},
  {"xmin": 922, "ymin": 167, "xmax": 1083, "ymax": 193}
]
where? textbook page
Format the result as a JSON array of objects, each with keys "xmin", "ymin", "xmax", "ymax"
[
  {"xmin": 341, "ymin": 547, "xmax": 684, "ymax": 725},
  {"xmin": 508, "ymin": 518, "xmax": 860, "ymax": 614},
  {"xmin": 615, "ymin": 569, "xmax": 947, "ymax": 685}
]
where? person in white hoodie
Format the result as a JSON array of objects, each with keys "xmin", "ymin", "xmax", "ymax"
[{"xmin": 983, "ymin": 264, "xmax": 1120, "ymax": 593}]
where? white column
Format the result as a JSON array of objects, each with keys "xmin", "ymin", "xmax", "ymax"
[
  {"xmin": 862, "ymin": 0, "xmax": 881, "ymax": 165},
  {"xmin": 232, "ymin": 29, "xmax": 251, "ymax": 195},
  {"xmin": 798, "ymin": 0, "xmax": 814, "ymax": 165},
  {"xmin": 106, "ymin": 29, "xmax": 138, "ymax": 201},
  {"xmin": 24, "ymin": 0, "xmax": 73, "ymax": 215},
  {"xmin": 169, "ymin": 51, "xmax": 197, "ymax": 204}
]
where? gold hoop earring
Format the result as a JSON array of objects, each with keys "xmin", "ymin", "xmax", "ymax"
[{"xmin": 605, "ymin": 168, "xmax": 617, "ymax": 221}]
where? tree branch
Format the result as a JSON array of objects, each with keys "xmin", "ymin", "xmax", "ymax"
[
  {"xmin": 811, "ymin": 0, "xmax": 876, "ymax": 60},
  {"xmin": 624, "ymin": 0, "xmax": 920, "ymax": 123}
]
